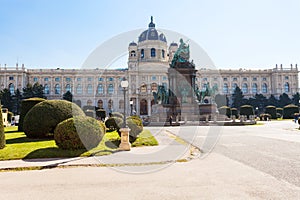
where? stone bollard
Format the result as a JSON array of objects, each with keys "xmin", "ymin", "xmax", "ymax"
[
  {"xmin": 232, "ymin": 115, "xmax": 236, "ymax": 122},
  {"xmin": 119, "ymin": 127, "xmax": 131, "ymax": 151}
]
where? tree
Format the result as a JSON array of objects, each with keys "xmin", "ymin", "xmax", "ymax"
[
  {"xmin": 231, "ymin": 86, "xmax": 244, "ymax": 109},
  {"xmin": 267, "ymin": 94, "xmax": 278, "ymax": 107},
  {"xmin": 254, "ymin": 93, "xmax": 267, "ymax": 112},
  {"xmin": 278, "ymin": 93, "xmax": 291, "ymax": 108},
  {"xmin": 292, "ymin": 92, "xmax": 300, "ymax": 107},
  {"xmin": 63, "ymin": 91, "xmax": 73, "ymax": 102},
  {"xmin": 12, "ymin": 89, "xmax": 22, "ymax": 114},
  {"xmin": 23, "ymin": 83, "xmax": 45, "ymax": 99},
  {"xmin": 0, "ymin": 105, "xmax": 5, "ymax": 149},
  {"xmin": 0, "ymin": 89, "xmax": 13, "ymax": 111}
]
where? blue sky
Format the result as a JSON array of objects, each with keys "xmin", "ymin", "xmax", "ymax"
[{"xmin": 1, "ymin": 0, "xmax": 299, "ymax": 69}]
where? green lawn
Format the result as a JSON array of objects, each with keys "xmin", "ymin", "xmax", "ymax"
[{"xmin": 0, "ymin": 127, "xmax": 158, "ymax": 160}]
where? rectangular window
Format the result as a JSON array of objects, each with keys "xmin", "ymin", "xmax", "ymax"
[
  {"xmin": 262, "ymin": 77, "xmax": 267, "ymax": 81},
  {"xmin": 66, "ymin": 77, "xmax": 71, "ymax": 82},
  {"xmin": 223, "ymin": 77, "xmax": 227, "ymax": 81},
  {"xmin": 98, "ymin": 77, "xmax": 103, "ymax": 81},
  {"xmin": 33, "ymin": 77, "xmax": 38, "ymax": 82},
  {"xmin": 162, "ymin": 76, "xmax": 167, "ymax": 81},
  {"xmin": 233, "ymin": 77, "xmax": 237, "ymax": 81},
  {"xmin": 243, "ymin": 77, "xmax": 247, "ymax": 81},
  {"xmin": 44, "ymin": 77, "xmax": 49, "ymax": 81},
  {"xmin": 152, "ymin": 76, "xmax": 156, "ymax": 81},
  {"xmin": 108, "ymin": 77, "xmax": 114, "ymax": 81},
  {"xmin": 9, "ymin": 76, "xmax": 14, "ymax": 80},
  {"xmin": 87, "ymin": 77, "xmax": 92, "ymax": 81},
  {"xmin": 285, "ymin": 76, "xmax": 289, "ymax": 80},
  {"xmin": 55, "ymin": 77, "xmax": 60, "ymax": 82},
  {"xmin": 213, "ymin": 77, "xmax": 218, "ymax": 81},
  {"xmin": 252, "ymin": 77, "xmax": 257, "ymax": 81},
  {"xmin": 77, "ymin": 77, "xmax": 81, "ymax": 81}
]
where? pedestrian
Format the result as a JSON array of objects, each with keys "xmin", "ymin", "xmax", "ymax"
[{"xmin": 169, "ymin": 115, "xmax": 173, "ymax": 126}]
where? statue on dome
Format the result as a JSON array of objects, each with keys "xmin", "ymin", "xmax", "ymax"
[{"xmin": 171, "ymin": 38, "xmax": 190, "ymax": 68}]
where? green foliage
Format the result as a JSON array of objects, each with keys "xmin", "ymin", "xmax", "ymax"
[
  {"xmin": 54, "ymin": 116, "xmax": 105, "ymax": 150},
  {"xmin": 82, "ymin": 105, "xmax": 95, "ymax": 112},
  {"xmin": 0, "ymin": 88, "xmax": 12, "ymax": 112},
  {"xmin": 0, "ymin": 106, "xmax": 5, "ymax": 149},
  {"xmin": 105, "ymin": 117, "xmax": 123, "ymax": 131},
  {"xmin": 292, "ymin": 92, "xmax": 300, "ymax": 107},
  {"xmin": 231, "ymin": 108, "xmax": 238, "ymax": 118},
  {"xmin": 259, "ymin": 113, "xmax": 271, "ymax": 121},
  {"xmin": 23, "ymin": 100, "xmax": 85, "ymax": 138},
  {"xmin": 265, "ymin": 105, "xmax": 277, "ymax": 119},
  {"xmin": 239, "ymin": 105, "xmax": 254, "ymax": 119},
  {"xmin": 96, "ymin": 109, "xmax": 106, "ymax": 120},
  {"xmin": 283, "ymin": 104, "xmax": 299, "ymax": 119},
  {"xmin": 63, "ymin": 91, "xmax": 73, "ymax": 102},
  {"xmin": 84, "ymin": 110, "xmax": 95, "ymax": 118},
  {"xmin": 279, "ymin": 93, "xmax": 292, "ymax": 108},
  {"xmin": 22, "ymin": 82, "xmax": 45, "ymax": 99},
  {"xmin": 218, "ymin": 106, "xmax": 231, "ymax": 117},
  {"xmin": 111, "ymin": 112, "xmax": 124, "ymax": 119},
  {"xmin": 232, "ymin": 86, "xmax": 244, "ymax": 109},
  {"xmin": 18, "ymin": 97, "xmax": 46, "ymax": 132},
  {"xmin": 127, "ymin": 115, "xmax": 143, "ymax": 143}
]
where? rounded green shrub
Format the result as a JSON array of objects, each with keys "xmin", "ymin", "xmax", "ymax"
[
  {"xmin": 283, "ymin": 104, "xmax": 299, "ymax": 119},
  {"xmin": 111, "ymin": 112, "xmax": 124, "ymax": 119},
  {"xmin": 218, "ymin": 106, "xmax": 231, "ymax": 117},
  {"xmin": 127, "ymin": 115, "xmax": 143, "ymax": 143},
  {"xmin": 54, "ymin": 116, "xmax": 105, "ymax": 150},
  {"xmin": 265, "ymin": 105, "xmax": 277, "ymax": 119},
  {"xmin": 0, "ymin": 106, "xmax": 5, "ymax": 149},
  {"xmin": 231, "ymin": 108, "xmax": 238, "ymax": 118},
  {"xmin": 84, "ymin": 110, "xmax": 95, "ymax": 118},
  {"xmin": 259, "ymin": 113, "xmax": 271, "ymax": 121},
  {"xmin": 239, "ymin": 105, "xmax": 254, "ymax": 119},
  {"xmin": 18, "ymin": 97, "xmax": 46, "ymax": 131},
  {"xmin": 105, "ymin": 117, "xmax": 123, "ymax": 131},
  {"xmin": 23, "ymin": 100, "xmax": 85, "ymax": 138}
]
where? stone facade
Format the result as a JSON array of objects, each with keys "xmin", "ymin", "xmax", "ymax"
[{"xmin": 0, "ymin": 18, "xmax": 298, "ymax": 116}]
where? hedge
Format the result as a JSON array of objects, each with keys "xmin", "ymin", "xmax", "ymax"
[
  {"xmin": 231, "ymin": 108, "xmax": 238, "ymax": 118},
  {"xmin": 283, "ymin": 104, "xmax": 299, "ymax": 119},
  {"xmin": 265, "ymin": 105, "xmax": 277, "ymax": 119},
  {"xmin": 18, "ymin": 98, "xmax": 46, "ymax": 131},
  {"xmin": 54, "ymin": 116, "xmax": 105, "ymax": 150},
  {"xmin": 126, "ymin": 115, "xmax": 143, "ymax": 143},
  {"xmin": 23, "ymin": 100, "xmax": 85, "ymax": 138},
  {"xmin": 239, "ymin": 105, "xmax": 254, "ymax": 119},
  {"xmin": 96, "ymin": 109, "xmax": 106, "ymax": 120},
  {"xmin": 105, "ymin": 117, "xmax": 123, "ymax": 131}
]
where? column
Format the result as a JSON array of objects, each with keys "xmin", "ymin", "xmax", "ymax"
[{"xmin": 147, "ymin": 98, "xmax": 151, "ymax": 116}]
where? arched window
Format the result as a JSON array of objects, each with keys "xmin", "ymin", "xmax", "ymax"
[
  {"xmin": 108, "ymin": 84, "xmax": 114, "ymax": 94},
  {"xmin": 108, "ymin": 99, "xmax": 113, "ymax": 111},
  {"xmin": 252, "ymin": 83, "xmax": 257, "ymax": 94},
  {"xmin": 55, "ymin": 84, "xmax": 60, "ymax": 94},
  {"xmin": 65, "ymin": 84, "xmax": 71, "ymax": 93},
  {"xmin": 87, "ymin": 84, "xmax": 93, "ymax": 94},
  {"xmin": 130, "ymin": 50, "xmax": 136, "ymax": 57},
  {"xmin": 9, "ymin": 83, "xmax": 15, "ymax": 95},
  {"xmin": 262, "ymin": 83, "xmax": 268, "ymax": 93},
  {"xmin": 151, "ymin": 48, "xmax": 156, "ymax": 57},
  {"xmin": 242, "ymin": 83, "xmax": 248, "ymax": 93},
  {"xmin": 232, "ymin": 83, "xmax": 238, "ymax": 93},
  {"xmin": 76, "ymin": 84, "xmax": 82, "ymax": 94},
  {"xmin": 44, "ymin": 84, "xmax": 50, "ymax": 94},
  {"xmin": 119, "ymin": 99, "xmax": 124, "ymax": 109},
  {"xmin": 97, "ymin": 84, "xmax": 104, "ymax": 94},
  {"xmin": 87, "ymin": 99, "xmax": 92, "ymax": 106},
  {"xmin": 223, "ymin": 83, "xmax": 228, "ymax": 94},
  {"xmin": 97, "ymin": 99, "xmax": 103, "ymax": 108},
  {"xmin": 162, "ymin": 49, "xmax": 165, "ymax": 58},
  {"xmin": 141, "ymin": 49, "xmax": 144, "ymax": 58},
  {"xmin": 284, "ymin": 82, "xmax": 290, "ymax": 93}
]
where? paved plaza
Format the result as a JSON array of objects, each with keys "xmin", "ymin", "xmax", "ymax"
[{"xmin": 1, "ymin": 120, "xmax": 300, "ymax": 199}]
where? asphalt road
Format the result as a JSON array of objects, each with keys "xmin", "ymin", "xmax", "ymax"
[{"xmin": 1, "ymin": 120, "xmax": 300, "ymax": 199}]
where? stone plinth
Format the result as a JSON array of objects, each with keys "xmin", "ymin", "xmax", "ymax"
[{"xmin": 119, "ymin": 127, "xmax": 131, "ymax": 151}]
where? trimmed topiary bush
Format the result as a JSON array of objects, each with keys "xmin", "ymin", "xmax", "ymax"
[
  {"xmin": 259, "ymin": 113, "xmax": 271, "ymax": 121},
  {"xmin": 231, "ymin": 108, "xmax": 238, "ymax": 118},
  {"xmin": 84, "ymin": 110, "xmax": 95, "ymax": 118},
  {"xmin": 0, "ymin": 106, "xmax": 5, "ymax": 149},
  {"xmin": 96, "ymin": 109, "xmax": 106, "ymax": 121},
  {"xmin": 111, "ymin": 112, "xmax": 124, "ymax": 119},
  {"xmin": 240, "ymin": 105, "xmax": 254, "ymax": 119},
  {"xmin": 54, "ymin": 116, "xmax": 105, "ymax": 150},
  {"xmin": 218, "ymin": 106, "xmax": 231, "ymax": 118},
  {"xmin": 23, "ymin": 100, "xmax": 85, "ymax": 138},
  {"xmin": 18, "ymin": 98, "xmax": 46, "ymax": 131},
  {"xmin": 276, "ymin": 108, "xmax": 283, "ymax": 118},
  {"xmin": 265, "ymin": 105, "xmax": 277, "ymax": 119},
  {"xmin": 127, "ymin": 115, "xmax": 143, "ymax": 143},
  {"xmin": 283, "ymin": 104, "xmax": 299, "ymax": 119},
  {"xmin": 105, "ymin": 117, "xmax": 123, "ymax": 132}
]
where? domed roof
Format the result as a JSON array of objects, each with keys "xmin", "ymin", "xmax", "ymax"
[
  {"xmin": 138, "ymin": 16, "xmax": 167, "ymax": 43},
  {"xmin": 129, "ymin": 41, "xmax": 137, "ymax": 46}
]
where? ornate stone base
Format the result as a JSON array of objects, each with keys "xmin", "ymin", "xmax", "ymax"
[{"xmin": 118, "ymin": 127, "xmax": 131, "ymax": 151}]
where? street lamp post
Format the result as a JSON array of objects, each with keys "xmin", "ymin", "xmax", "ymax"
[{"xmin": 119, "ymin": 78, "xmax": 131, "ymax": 151}]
